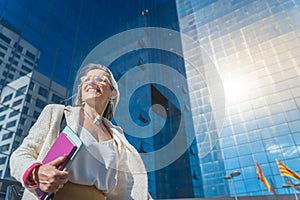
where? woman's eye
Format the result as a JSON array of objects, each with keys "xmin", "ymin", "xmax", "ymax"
[
  {"xmin": 81, "ymin": 76, "xmax": 89, "ymax": 82},
  {"xmin": 95, "ymin": 76, "xmax": 104, "ymax": 82}
]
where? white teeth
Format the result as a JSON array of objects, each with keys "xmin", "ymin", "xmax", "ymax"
[
  {"xmin": 87, "ymin": 88, "xmax": 97, "ymax": 92},
  {"xmin": 86, "ymin": 85, "xmax": 101, "ymax": 94},
  {"xmin": 86, "ymin": 88, "xmax": 102, "ymax": 95}
]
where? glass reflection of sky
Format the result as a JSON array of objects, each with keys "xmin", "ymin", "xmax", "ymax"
[{"xmin": 1, "ymin": 0, "xmax": 300, "ymax": 198}]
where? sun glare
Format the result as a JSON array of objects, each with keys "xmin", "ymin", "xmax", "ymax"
[{"xmin": 223, "ymin": 78, "xmax": 249, "ymax": 104}]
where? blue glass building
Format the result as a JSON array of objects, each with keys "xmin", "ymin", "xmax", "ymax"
[
  {"xmin": 176, "ymin": 0, "xmax": 300, "ymax": 198},
  {"xmin": 0, "ymin": 0, "xmax": 299, "ymax": 199}
]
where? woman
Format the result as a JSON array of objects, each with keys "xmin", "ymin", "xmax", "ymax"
[{"xmin": 10, "ymin": 63, "xmax": 150, "ymax": 200}]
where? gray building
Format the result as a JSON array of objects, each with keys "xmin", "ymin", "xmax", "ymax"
[
  {"xmin": 0, "ymin": 24, "xmax": 40, "ymax": 90},
  {"xmin": 0, "ymin": 24, "xmax": 67, "ymax": 178},
  {"xmin": 0, "ymin": 70, "xmax": 67, "ymax": 178}
]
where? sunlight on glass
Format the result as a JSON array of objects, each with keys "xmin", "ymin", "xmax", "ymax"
[{"xmin": 223, "ymin": 77, "xmax": 249, "ymax": 104}]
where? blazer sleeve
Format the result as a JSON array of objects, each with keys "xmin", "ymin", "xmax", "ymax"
[{"xmin": 9, "ymin": 104, "xmax": 64, "ymax": 186}]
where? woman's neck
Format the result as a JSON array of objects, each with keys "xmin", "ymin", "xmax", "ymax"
[{"xmin": 83, "ymin": 104, "xmax": 104, "ymax": 119}]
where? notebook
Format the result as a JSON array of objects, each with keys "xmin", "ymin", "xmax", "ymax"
[{"xmin": 36, "ymin": 126, "xmax": 82, "ymax": 200}]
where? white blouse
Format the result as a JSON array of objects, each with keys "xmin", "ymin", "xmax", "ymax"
[{"xmin": 68, "ymin": 125, "xmax": 118, "ymax": 193}]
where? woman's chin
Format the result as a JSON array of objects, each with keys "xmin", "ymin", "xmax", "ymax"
[
  {"xmin": 84, "ymin": 93, "xmax": 101, "ymax": 100},
  {"xmin": 84, "ymin": 95, "xmax": 106, "ymax": 105}
]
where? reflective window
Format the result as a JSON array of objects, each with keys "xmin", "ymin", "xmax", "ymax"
[
  {"xmin": 0, "ymin": 0, "xmax": 299, "ymax": 198},
  {"xmin": 6, "ymin": 120, "xmax": 16, "ymax": 128},
  {"xmin": 12, "ymin": 99, "xmax": 22, "ymax": 107},
  {"xmin": 38, "ymin": 86, "xmax": 48, "ymax": 98},
  {"xmin": 2, "ymin": 93, "xmax": 12, "ymax": 103}
]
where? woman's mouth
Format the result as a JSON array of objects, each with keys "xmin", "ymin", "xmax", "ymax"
[{"xmin": 86, "ymin": 86, "xmax": 102, "ymax": 94}]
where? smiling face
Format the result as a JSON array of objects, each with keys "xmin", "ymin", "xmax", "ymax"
[{"xmin": 81, "ymin": 69, "xmax": 113, "ymax": 107}]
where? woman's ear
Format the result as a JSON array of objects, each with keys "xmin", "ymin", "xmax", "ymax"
[{"xmin": 110, "ymin": 90, "xmax": 117, "ymax": 99}]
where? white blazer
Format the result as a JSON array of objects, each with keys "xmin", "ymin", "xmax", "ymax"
[{"xmin": 10, "ymin": 104, "xmax": 149, "ymax": 200}]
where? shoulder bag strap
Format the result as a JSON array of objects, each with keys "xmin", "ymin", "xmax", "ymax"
[{"xmin": 59, "ymin": 108, "xmax": 67, "ymax": 132}]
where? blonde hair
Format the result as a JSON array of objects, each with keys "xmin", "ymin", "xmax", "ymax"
[{"xmin": 72, "ymin": 63, "xmax": 120, "ymax": 120}]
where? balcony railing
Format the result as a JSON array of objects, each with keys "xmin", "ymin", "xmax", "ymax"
[{"xmin": 0, "ymin": 179, "xmax": 22, "ymax": 200}]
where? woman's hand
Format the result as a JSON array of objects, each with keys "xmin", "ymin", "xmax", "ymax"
[{"xmin": 36, "ymin": 156, "xmax": 69, "ymax": 193}]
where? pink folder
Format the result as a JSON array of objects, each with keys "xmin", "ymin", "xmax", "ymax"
[
  {"xmin": 42, "ymin": 132, "xmax": 77, "ymax": 170},
  {"xmin": 35, "ymin": 131, "xmax": 78, "ymax": 200}
]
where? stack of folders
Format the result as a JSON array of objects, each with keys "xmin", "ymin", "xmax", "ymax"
[{"xmin": 35, "ymin": 126, "xmax": 82, "ymax": 200}]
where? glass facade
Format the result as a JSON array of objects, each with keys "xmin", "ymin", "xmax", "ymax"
[
  {"xmin": 176, "ymin": 0, "xmax": 300, "ymax": 198},
  {"xmin": 0, "ymin": 0, "xmax": 299, "ymax": 199},
  {"xmin": 0, "ymin": 0, "xmax": 199, "ymax": 199}
]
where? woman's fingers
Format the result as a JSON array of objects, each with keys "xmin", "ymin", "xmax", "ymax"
[
  {"xmin": 38, "ymin": 168, "xmax": 68, "ymax": 192},
  {"xmin": 49, "ymin": 155, "xmax": 67, "ymax": 167},
  {"xmin": 36, "ymin": 156, "xmax": 69, "ymax": 192},
  {"xmin": 39, "ymin": 181, "xmax": 65, "ymax": 193}
]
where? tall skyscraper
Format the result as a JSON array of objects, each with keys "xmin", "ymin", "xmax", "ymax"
[
  {"xmin": 0, "ymin": 24, "xmax": 39, "ymax": 91},
  {"xmin": 0, "ymin": 21, "xmax": 68, "ymax": 178},
  {"xmin": 0, "ymin": 70, "xmax": 67, "ymax": 178},
  {"xmin": 0, "ymin": 0, "xmax": 299, "ymax": 199},
  {"xmin": 176, "ymin": 0, "xmax": 300, "ymax": 197}
]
